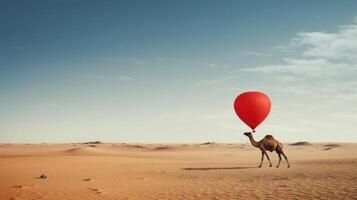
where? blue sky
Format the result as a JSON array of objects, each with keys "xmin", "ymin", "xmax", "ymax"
[{"xmin": 1, "ymin": 1, "xmax": 357, "ymax": 143}]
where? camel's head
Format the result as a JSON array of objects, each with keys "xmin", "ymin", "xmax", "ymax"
[{"xmin": 243, "ymin": 132, "xmax": 252, "ymax": 137}]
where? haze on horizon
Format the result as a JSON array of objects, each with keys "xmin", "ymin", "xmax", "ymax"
[{"xmin": 1, "ymin": 1, "xmax": 357, "ymax": 143}]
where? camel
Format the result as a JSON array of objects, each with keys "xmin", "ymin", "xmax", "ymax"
[{"xmin": 243, "ymin": 132, "xmax": 290, "ymax": 168}]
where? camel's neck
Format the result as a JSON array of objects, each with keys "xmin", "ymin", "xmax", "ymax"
[{"xmin": 248, "ymin": 135, "xmax": 260, "ymax": 148}]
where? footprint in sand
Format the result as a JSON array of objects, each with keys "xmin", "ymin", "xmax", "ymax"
[
  {"xmin": 36, "ymin": 174, "xmax": 47, "ymax": 179},
  {"xmin": 13, "ymin": 185, "xmax": 36, "ymax": 189},
  {"xmin": 82, "ymin": 178, "xmax": 92, "ymax": 181},
  {"xmin": 10, "ymin": 185, "xmax": 40, "ymax": 200},
  {"xmin": 88, "ymin": 187, "xmax": 102, "ymax": 194}
]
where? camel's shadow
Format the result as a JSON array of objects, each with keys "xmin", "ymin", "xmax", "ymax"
[{"xmin": 182, "ymin": 166, "xmax": 256, "ymax": 171}]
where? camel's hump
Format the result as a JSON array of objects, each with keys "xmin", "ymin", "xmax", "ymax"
[{"xmin": 264, "ymin": 135, "xmax": 274, "ymax": 139}]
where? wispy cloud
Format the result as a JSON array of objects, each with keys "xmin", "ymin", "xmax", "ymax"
[
  {"xmin": 242, "ymin": 58, "xmax": 354, "ymax": 78},
  {"xmin": 294, "ymin": 23, "xmax": 357, "ymax": 61},
  {"xmin": 242, "ymin": 51, "xmax": 271, "ymax": 56},
  {"xmin": 198, "ymin": 18, "xmax": 357, "ymax": 88},
  {"xmin": 243, "ymin": 18, "xmax": 357, "ymax": 81},
  {"xmin": 273, "ymin": 45, "xmax": 291, "ymax": 52},
  {"xmin": 210, "ymin": 17, "xmax": 357, "ymax": 110}
]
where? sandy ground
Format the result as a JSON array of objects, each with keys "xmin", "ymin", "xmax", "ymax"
[{"xmin": 0, "ymin": 142, "xmax": 356, "ymax": 200}]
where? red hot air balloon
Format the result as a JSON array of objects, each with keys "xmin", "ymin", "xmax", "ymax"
[{"xmin": 234, "ymin": 91, "xmax": 271, "ymax": 132}]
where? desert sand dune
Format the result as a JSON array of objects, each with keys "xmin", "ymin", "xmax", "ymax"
[
  {"xmin": 322, "ymin": 143, "xmax": 341, "ymax": 151},
  {"xmin": 289, "ymin": 141, "xmax": 312, "ymax": 146},
  {"xmin": 0, "ymin": 143, "xmax": 356, "ymax": 199}
]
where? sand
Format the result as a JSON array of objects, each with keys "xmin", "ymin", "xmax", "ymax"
[{"xmin": 0, "ymin": 142, "xmax": 356, "ymax": 200}]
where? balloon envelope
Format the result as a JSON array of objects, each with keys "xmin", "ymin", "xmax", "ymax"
[{"xmin": 233, "ymin": 91, "xmax": 271, "ymax": 132}]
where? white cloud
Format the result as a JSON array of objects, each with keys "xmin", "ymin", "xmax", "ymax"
[
  {"xmin": 208, "ymin": 18, "xmax": 357, "ymax": 140},
  {"xmin": 243, "ymin": 18, "xmax": 357, "ymax": 81},
  {"xmin": 242, "ymin": 51, "xmax": 271, "ymax": 56},
  {"xmin": 239, "ymin": 17, "xmax": 357, "ymax": 106},
  {"xmin": 274, "ymin": 81, "xmax": 357, "ymax": 101},
  {"xmin": 200, "ymin": 17, "xmax": 357, "ymax": 108},
  {"xmin": 294, "ymin": 23, "xmax": 357, "ymax": 61},
  {"xmin": 273, "ymin": 45, "xmax": 291, "ymax": 52},
  {"xmin": 242, "ymin": 58, "xmax": 354, "ymax": 78}
]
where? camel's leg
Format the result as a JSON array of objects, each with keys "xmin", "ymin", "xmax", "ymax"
[
  {"xmin": 264, "ymin": 151, "xmax": 272, "ymax": 167},
  {"xmin": 258, "ymin": 150, "xmax": 264, "ymax": 168},
  {"xmin": 276, "ymin": 152, "xmax": 282, "ymax": 168},
  {"xmin": 281, "ymin": 151, "xmax": 290, "ymax": 168}
]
